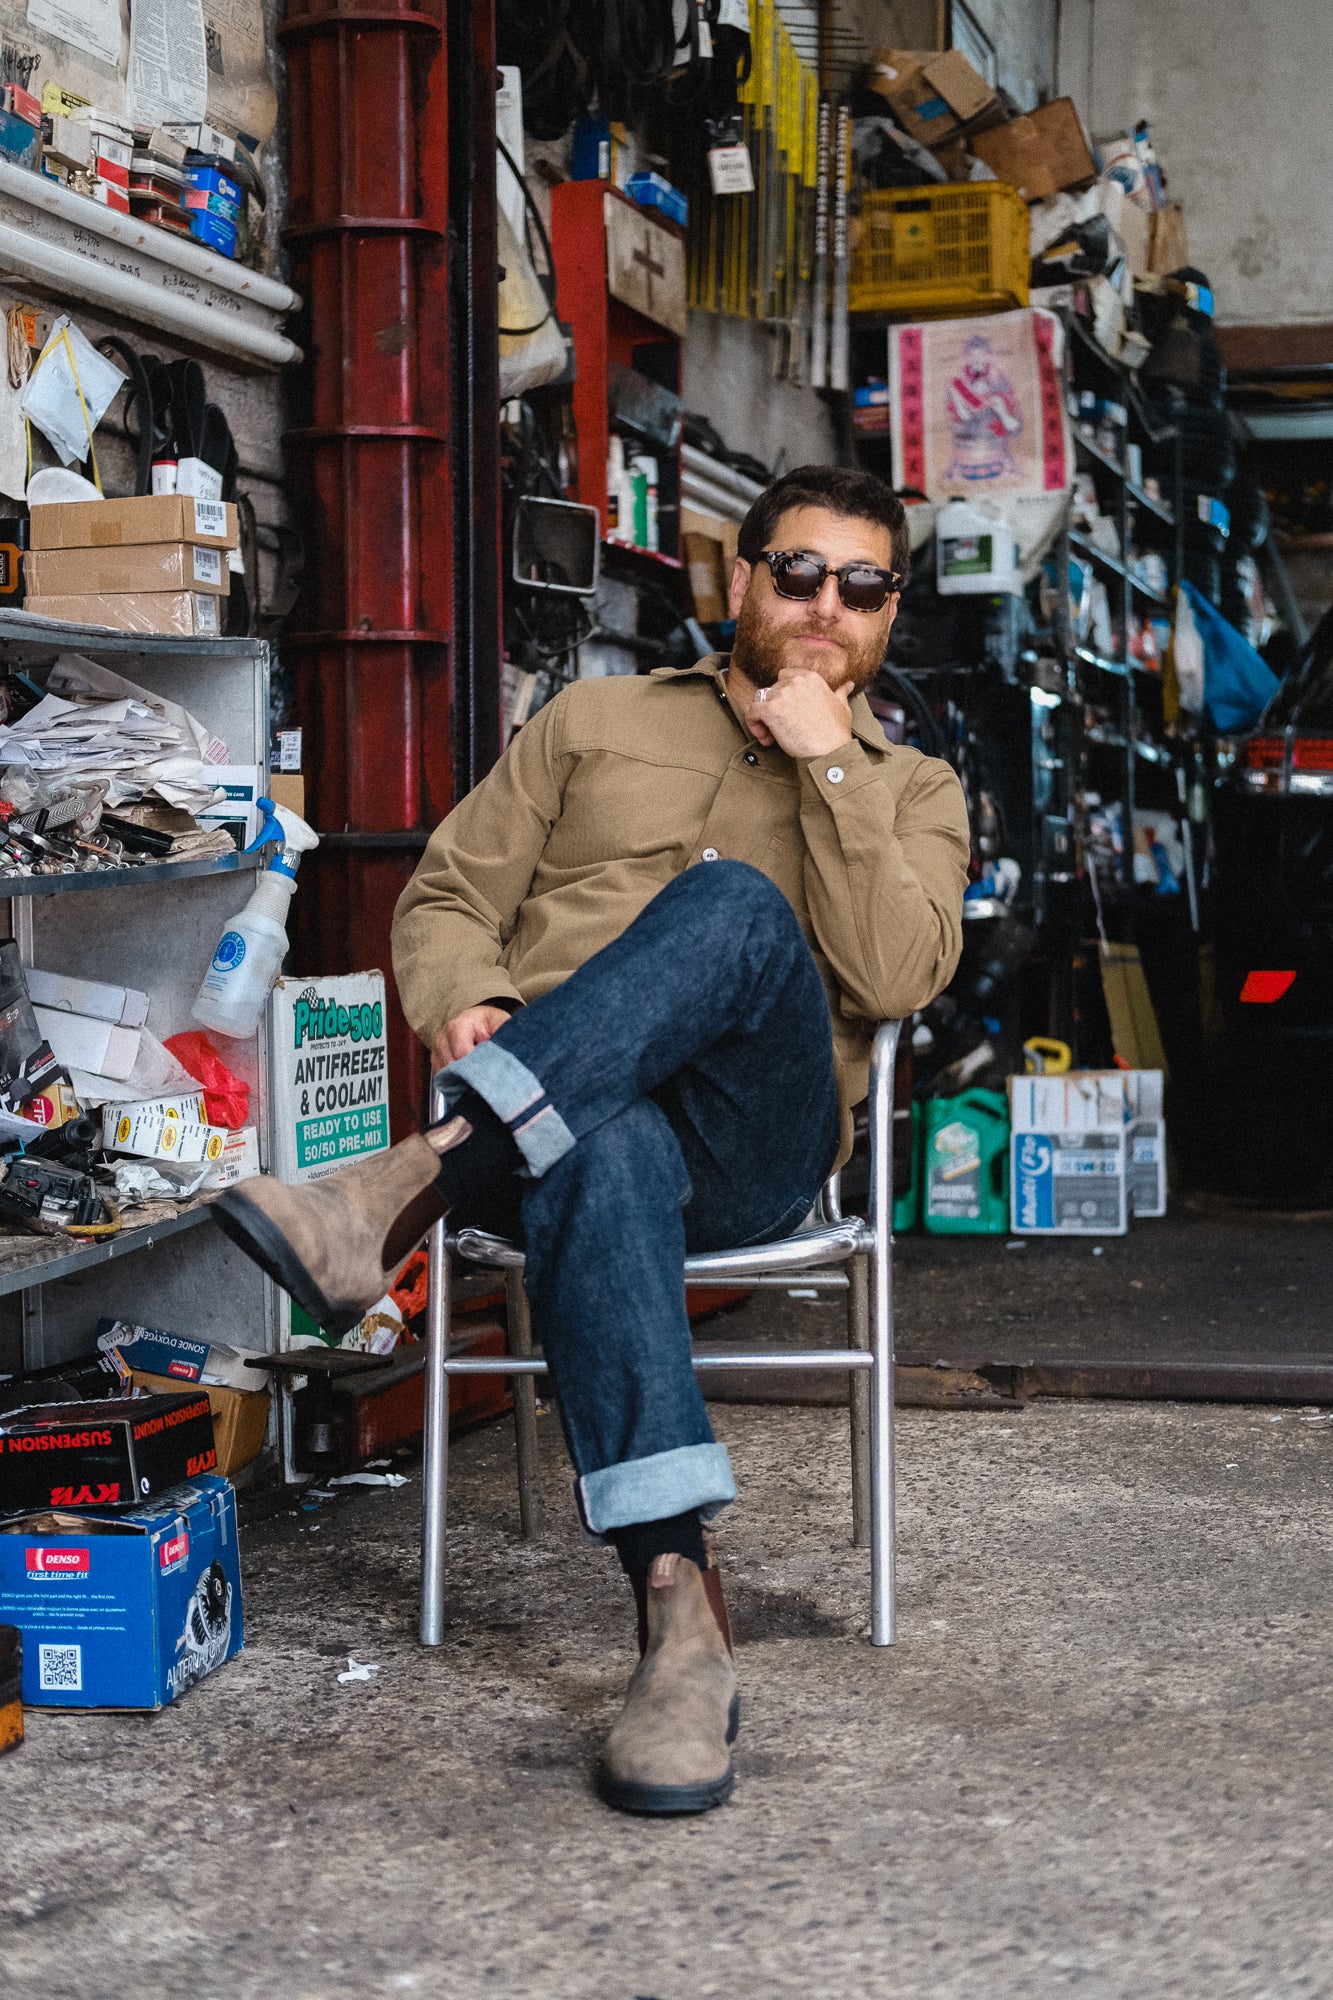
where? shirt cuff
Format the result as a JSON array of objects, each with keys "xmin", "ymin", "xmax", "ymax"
[{"xmin": 799, "ymin": 736, "xmax": 879, "ymax": 804}]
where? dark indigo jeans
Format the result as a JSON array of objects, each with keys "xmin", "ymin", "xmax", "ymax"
[{"xmin": 438, "ymin": 861, "xmax": 840, "ymax": 1533}]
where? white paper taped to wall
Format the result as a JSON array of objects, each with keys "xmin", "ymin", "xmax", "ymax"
[
  {"xmin": 26, "ymin": 0, "xmax": 121, "ymax": 68},
  {"xmin": 128, "ymin": 0, "xmax": 208, "ymax": 125}
]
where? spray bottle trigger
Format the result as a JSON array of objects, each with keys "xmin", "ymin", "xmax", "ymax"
[{"xmin": 245, "ymin": 797, "xmax": 284, "ymax": 854}]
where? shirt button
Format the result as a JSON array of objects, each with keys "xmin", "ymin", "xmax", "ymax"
[
  {"xmin": 744, "ymin": 751, "xmax": 758, "ymax": 766},
  {"xmin": 826, "ymin": 766, "xmax": 845, "ymax": 784},
  {"xmin": 701, "ymin": 847, "xmax": 719, "ymax": 862}
]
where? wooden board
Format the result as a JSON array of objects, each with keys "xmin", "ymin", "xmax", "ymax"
[{"xmin": 604, "ymin": 192, "xmax": 687, "ymax": 337}]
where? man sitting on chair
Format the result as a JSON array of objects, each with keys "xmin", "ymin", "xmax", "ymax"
[{"xmin": 215, "ymin": 464, "xmax": 969, "ymax": 1817}]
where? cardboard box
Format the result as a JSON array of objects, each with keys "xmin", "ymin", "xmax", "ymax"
[
  {"xmin": 128, "ymin": 1372, "xmax": 268, "ymax": 1476},
  {"xmin": 870, "ymin": 46, "xmax": 1003, "ymax": 150},
  {"xmin": 1008, "ymin": 1070, "xmax": 1165, "ymax": 1233},
  {"xmin": 33, "ymin": 1006, "xmax": 140, "ymax": 1083},
  {"xmin": 99, "ymin": 1092, "xmax": 207, "ymax": 1138},
  {"xmin": 970, "ymin": 98, "xmax": 1096, "ymax": 200},
  {"xmin": 207, "ymin": 1125, "xmax": 260, "ymax": 1188},
  {"xmin": 1149, "ymin": 200, "xmax": 1188, "ymax": 276},
  {"xmin": 0, "ymin": 1393, "xmax": 217, "ymax": 1512},
  {"xmin": 25, "ymin": 968, "xmax": 149, "ymax": 1030},
  {"xmin": 270, "ymin": 972, "xmax": 390, "ymax": 1186},
  {"xmin": 267, "ymin": 772, "xmax": 305, "ymax": 819},
  {"xmin": 96, "ymin": 1317, "xmax": 263, "ymax": 1393},
  {"xmin": 1085, "ymin": 1068, "xmax": 1167, "ymax": 1217},
  {"xmin": 0, "ymin": 1473, "xmax": 243, "ymax": 1708},
  {"xmin": 194, "ymin": 764, "xmax": 264, "ymax": 844},
  {"xmin": 0, "ymin": 941, "xmax": 70, "ymax": 1125},
  {"xmin": 25, "ymin": 591, "xmax": 222, "ymax": 638},
  {"xmin": 1010, "ymin": 1127, "xmax": 1127, "ymax": 1235},
  {"xmin": 683, "ymin": 530, "xmax": 729, "ymax": 624},
  {"xmin": 25, "ymin": 540, "xmax": 229, "ymax": 598},
  {"xmin": 28, "ymin": 494, "xmax": 237, "ymax": 552},
  {"xmin": 104, "ymin": 1104, "xmax": 227, "ymax": 1164}
]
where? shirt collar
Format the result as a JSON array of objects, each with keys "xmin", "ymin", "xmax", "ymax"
[{"xmin": 649, "ymin": 653, "xmax": 890, "ymax": 758}]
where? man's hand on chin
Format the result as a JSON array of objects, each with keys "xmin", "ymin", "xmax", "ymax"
[
  {"xmin": 746, "ymin": 666, "xmax": 856, "ymax": 759},
  {"xmin": 431, "ymin": 1004, "xmax": 512, "ymax": 1073}
]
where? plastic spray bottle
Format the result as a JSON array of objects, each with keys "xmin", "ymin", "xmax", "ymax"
[{"xmin": 192, "ymin": 800, "xmax": 320, "ymax": 1038}]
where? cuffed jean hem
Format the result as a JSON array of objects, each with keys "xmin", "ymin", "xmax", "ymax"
[
  {"xmin": 576, "ymin": 1442, "xmax": 737, "ymax": 1535},
  {"xmin": 443, "ymin": 1040, "xmax": 576, "ymax": 1177}
]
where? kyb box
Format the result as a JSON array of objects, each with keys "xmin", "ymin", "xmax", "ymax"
[
  {"xmin": 0, "ymin": 1393, "xmax": 217, "ymax": 1512},
  {"xmin": 0, "ymin": 1474, "xmax": 243, "ymax": 1708}
]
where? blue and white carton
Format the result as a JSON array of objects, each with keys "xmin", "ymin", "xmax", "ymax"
[
  {"xmin": 1009, "ymin": 1073, "xmax": 1129, "ymax": 1236},
  {"xmin": 0, "ymin": 1474, "xmax": 243, "ymax": 1708}
]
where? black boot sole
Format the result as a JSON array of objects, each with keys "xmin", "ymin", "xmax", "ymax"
[
  {"xmin": 211, "ymin": 1187, "xmax": 367, "ymax": 1342},
  {"xmin": 595, "ymin": 1694, "xmax": 740, "ymax": 1816}
]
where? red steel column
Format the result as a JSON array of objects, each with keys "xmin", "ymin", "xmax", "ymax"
[{"xmin": 280, "ymin": 0, "xmax": 453, "ymax": 1138}]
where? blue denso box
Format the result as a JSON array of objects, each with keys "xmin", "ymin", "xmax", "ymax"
[{"xmin": 0, "ymin": 1474, "xmax": 243, "ymax": 1709}]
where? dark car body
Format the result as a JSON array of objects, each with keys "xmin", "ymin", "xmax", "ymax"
[{"xmin": 1213, "ymin": 603, "xmax": 1333, "ymax": 1041}]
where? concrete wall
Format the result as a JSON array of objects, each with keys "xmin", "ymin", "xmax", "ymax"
[
  {"xmin": 681, "ymin": 314, "xmax": 836, "ymax": 475},
  {"xmin": 1057, "ymin": 0, "xmax": 1333, "ymax": 327}
]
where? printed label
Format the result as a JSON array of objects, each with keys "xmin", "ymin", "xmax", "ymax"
[
  {"xmin": 159, "ymin": 1527, "xmax": 190, "ymax": 1574},
  {"xmin": 192, "ymin": 545, "xmax": 223, "ymax": 587},
  {"xmin": 707, "ymin": 144, "xmax": 755, "ymax": 196},
  {"xmin": 212, "ymin": 931, "xmax": 247, "ymax": 973},
  {"xmin": 26, "ymin": 1546, "xmax": 90, "ymax": 1574},
  {"xmin": 192, "ymin": 497, "xmax": 228, "ymax": 540},
  {"xmin": 296, "ymin": 1103, "xmax": 389, "ymax": 1170},
  {"xmin": 194, "ymin": 593, "xmax": 221, "ymax": 635}
]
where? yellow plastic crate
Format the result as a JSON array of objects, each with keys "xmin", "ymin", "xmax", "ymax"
[{"xmin": 849, "ymin": 182, "xmax": 1030, "ymax": 319}]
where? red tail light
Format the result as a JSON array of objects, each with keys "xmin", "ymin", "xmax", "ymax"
[
  {"xmin": 1241, "ymin": 737, "xmax": 1284, "ymax": 769},
  {"xmin": 1240, "ymin": 970, "xmax": 1297, "ymax": 1004},
  {"xmin": 1291, "ymin": 738, "xmax": 1333, "ymax": 771}
]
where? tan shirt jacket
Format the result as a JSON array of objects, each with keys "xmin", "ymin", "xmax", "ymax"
[{"xmin": 392, "ymin": 656, "xmax": 970, "ymax": 1162}]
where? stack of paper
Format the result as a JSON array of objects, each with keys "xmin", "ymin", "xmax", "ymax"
[{"xmin": 0, "ymin": 652, "xmax": 229, "ymax": 812}]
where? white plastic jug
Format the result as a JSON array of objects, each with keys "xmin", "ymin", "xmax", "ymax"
[{"xmin": 935, "ymin": 497, "xmax": 1020, "ymax": 596}]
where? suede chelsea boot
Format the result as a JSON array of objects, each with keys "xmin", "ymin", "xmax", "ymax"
[
  {"xmin": 212, "ymin": 1120, "xmax": 468, "ymax": 1339},
  {"xmin": 597, "ymin": 1552, "xmax": 739, "ymax": 1816}
]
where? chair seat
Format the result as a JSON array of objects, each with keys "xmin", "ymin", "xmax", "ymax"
[{"xmin": 451, "ymin": 1215, "xmax": 872, "ymax": 1282}]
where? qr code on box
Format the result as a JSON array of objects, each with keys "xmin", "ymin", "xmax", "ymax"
[{"xmin": 38, "ymin": 1644, "xmax": 82, "ymax": 1692}]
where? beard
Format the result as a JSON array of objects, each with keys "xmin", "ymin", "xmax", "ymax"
[{"xmin": 731, "ymin": 588, "xmax": 886, "ymax": 693}]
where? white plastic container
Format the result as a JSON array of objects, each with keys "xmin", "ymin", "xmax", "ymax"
[
  {"xmin": 935, "ymin": 497, "xmax": 1020, "ymax": 596},
  {"xmin": 193, "ymin": 804, "xmax": 319, "ymax": 1039}
]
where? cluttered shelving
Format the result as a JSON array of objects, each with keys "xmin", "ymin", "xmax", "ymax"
[{"xmin": 0, "ymin": 599, "xmax": 276, "ymax": 1381}]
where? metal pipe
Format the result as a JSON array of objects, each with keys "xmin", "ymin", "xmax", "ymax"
[
  {"xmin": 848, "ymin": 1251, "xmax": 871, "ymax": 1547},
  {"xmin": 868, "ymin": 1019, "xmax": 900, "ymax": 1645},
  {"xmin": 420, "ymin": 1084, "xmax": 452, "ymax": 1645},
  {"xmin": 452, "ymin": 1220, "xmax": 870, "ymax": 1279},
  {"xmin": 444, "ymin": 1350, "xmax": 875, "ymax": 1374},
  {"xmin": 0, "ymin": 217, "xmax": 301, "ymax": 368},
  {"xmin": 0, "ymin": 158, "xmax": 298, "ymax": 312},
  {"xmin": 681, "ymin": 442, "xmax": 766, "ymax": 504},
  {"xmin": 505, "ymin": 1267, "xmax": 543, "ymax": 1538}
]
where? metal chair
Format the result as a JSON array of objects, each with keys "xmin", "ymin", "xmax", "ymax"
[{"xmin": 419, "ymin": 1020, "xmax": 903, "ymax": 1648}]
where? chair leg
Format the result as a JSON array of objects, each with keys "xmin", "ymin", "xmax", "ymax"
[
  {"xmin": 869, "ymin": 1230, "xmax": 896, "ymax": 1647},
  {"xmin": 420, "ymin": 1219, "xmax": 452, "ymax": 1646},
  {"xmin": 848, "ymin": 1252, "xmax": 871, "ymax": 1549},
  {"xmin": 506, "ymin": 1268, "xmax": 544, "ymax": 1540}
]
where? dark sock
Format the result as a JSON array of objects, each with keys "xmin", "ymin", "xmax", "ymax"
[
  {"xmin": 609, "ymin": 1508, "xmax": 708, "ymax": 1578},
  {"xmin": 428, "ymin": 1086, "xmax": 521, "ymax": 1208}
]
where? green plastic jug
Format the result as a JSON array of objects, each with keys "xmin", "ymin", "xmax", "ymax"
[{"xmin": 922, "ymin": 1089, "xmax": 1010, "ymax": 1234}]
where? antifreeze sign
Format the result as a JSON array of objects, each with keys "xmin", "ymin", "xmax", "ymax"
[{"xmin": 270, "ymin": 972, "xmax": 390, "ymax": 1185}]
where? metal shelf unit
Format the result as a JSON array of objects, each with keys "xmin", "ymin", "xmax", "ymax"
[{"xmin": 0, "ymin": 616, "xmax": 277, "ymax": 1379}]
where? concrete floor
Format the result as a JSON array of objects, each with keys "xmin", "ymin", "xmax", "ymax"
[{"xmin": 6, "ymin": 1381, "xmax": 1333, "ymax": 1997}]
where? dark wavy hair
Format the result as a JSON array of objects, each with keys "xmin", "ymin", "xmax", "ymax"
[{"xmin": 737, "ymin": 464, "xmax": 910, "ymax": 583}]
